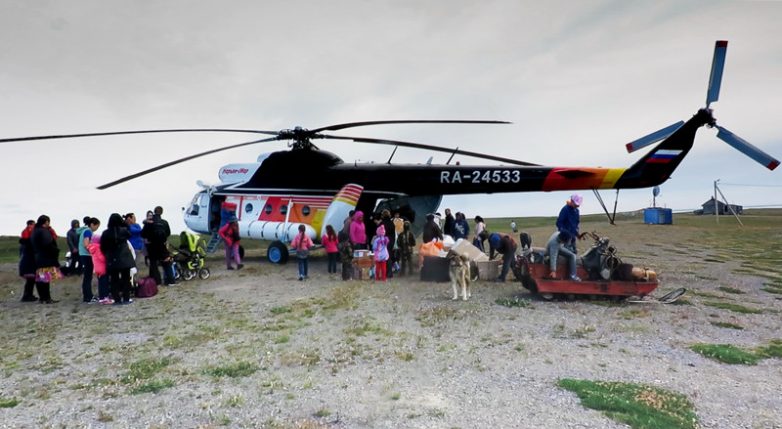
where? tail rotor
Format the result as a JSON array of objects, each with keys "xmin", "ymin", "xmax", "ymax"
[{"xmin": 626, "ymin": 40, "xmax": 779, "ymax": 171}]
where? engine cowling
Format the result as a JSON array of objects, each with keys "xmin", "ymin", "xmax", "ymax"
[{"xmin": 218, "ymin": 163, "xmax": 260, "ymax": 184}]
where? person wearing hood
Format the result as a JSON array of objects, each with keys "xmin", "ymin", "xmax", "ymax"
[
  {"xmin": 452, "ymin": 212, "xmax": 470, "ymax": 241},
  {"xmin": 219, "ymin": 218, "xmax": 243, "ymax": 270},
  {"xmin": 372, "ymin": 225, "xmax": 390, "ymax": 282},
  {"xmin": 422, "ymin": 214, "xmax": 443, "ymax": 244},
  {"xmin": 349, "ymin": 210, "xmax": 367, "ymax": 250},
  {"xmin": 88, "ymin": 233, "xmax": 112, "ymax": 304},
  {"xmin": 488, "ymin": 232, "xmax": 517, "ymax": 283},
  {"xmin": 557, "ymin": 193, "xmax": 584, "ymax": 253},
  {"xmin": 101, "ymin": 213, "xmax": 136, "ymax": 305},
  {"xmin": 396, "ymin": 220, "xmax": 416, "ymax": 277}
]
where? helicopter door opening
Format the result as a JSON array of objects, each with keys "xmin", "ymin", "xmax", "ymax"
[{"xmin": 209, "ymin": 195, "xmax": 226, "ymax": 232}]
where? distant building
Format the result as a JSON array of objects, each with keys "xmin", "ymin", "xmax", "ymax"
[{"xmin": 695, "ymin": 197, "xmax": 743, "ymax": 215}]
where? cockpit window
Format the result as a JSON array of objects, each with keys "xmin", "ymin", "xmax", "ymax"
[{"xmin": 188, "ymin": 193, "xmax": 201, "ymax": 216}]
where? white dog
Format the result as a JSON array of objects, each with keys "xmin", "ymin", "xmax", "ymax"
[{"xmin": 448, "ymin": 253, "xmax": 471, "ymax": 301}]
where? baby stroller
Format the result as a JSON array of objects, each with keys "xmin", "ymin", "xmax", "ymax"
[{"xmin": 173, "ymin": 231, "xmax": 211, "ymax": 281}]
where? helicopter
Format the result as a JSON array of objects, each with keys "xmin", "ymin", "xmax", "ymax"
[{"xmin": 1, "ymin": 41, "xmax": 778, "ymax": 264}]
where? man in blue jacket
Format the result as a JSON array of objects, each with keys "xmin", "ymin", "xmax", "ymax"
[{"xmin": 556, "ymin": 194, "xmax": 584, "ymax": 253}]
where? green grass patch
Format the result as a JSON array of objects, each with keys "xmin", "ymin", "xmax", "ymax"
[
  {"xmin": 702, "ymin": 301, "xmax": 763, "ymax": 314},
  {"xmin": 0, "ymin": 397, "xmax": 20, "ymax": 408},
  {"xmin": 121, "ymin": 357, "xmax": 174, "ymax": 384},
  {"xmin": 313, "ymin": 408, "xmax": 331, "ymax": 417},
  {"xmin": 716, "ymin": 286, "xmax": 744, "ymax": 294},
  {"xmin": 761, "ymin": 287, "xmax": 782, "ymax": 295},
  {"xmin": 270, "ymin": 306, "xmax": 292, "ymax": 315},
  {"xmin": 690, "ymin": 344, "xmax": 761, "ymax": 365},
  {"xmin": 495, "ymin": 296, "xmax": 532, "ymax": 308},
  {"xmin": 709, "ymin": 321, "xmax": 744, "ymax": 330},
  {"xmin": 129, "ymin": 378, "xmax": 175, "ymax": 395},
  {"xmin": 203, "ymin": 361, "xmax": 258, "ymax": 378},
  {"xmin": 558, "ymin": 378, "xmax": 697, "ymax": 429},
  {"xmin": 756, "ymin": 340, "xmax": 782, "ymax": 359}
]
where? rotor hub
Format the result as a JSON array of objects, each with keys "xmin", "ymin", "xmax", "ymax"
[{"xmin": 280, "ymin": 126, "xmax": 316, "ymax": 150}]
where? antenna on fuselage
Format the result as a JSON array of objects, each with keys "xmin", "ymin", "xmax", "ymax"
[
  {"xmin": 446, "ymin": 147, "xmax": 459, "ymax": 165},
  {"xmin": 426, "ymin": 156, "xmax": 433, "ymax": 165},
  {"xmin": 387, "ymin": 146, "xmax": 398, "ymax": 164}
]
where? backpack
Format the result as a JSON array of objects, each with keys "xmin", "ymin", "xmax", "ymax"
[
  {"xmin": 151, "ymin": 221, "xmax": 168, "ymax": 242},
  {"xmin": 136, "ymin": 276, "xmax": 158, "ymax": 298}
]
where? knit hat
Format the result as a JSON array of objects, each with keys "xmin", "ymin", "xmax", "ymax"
[{"xmin": 570, "ymin": 194, "xmax": 583, "ymax": 206}]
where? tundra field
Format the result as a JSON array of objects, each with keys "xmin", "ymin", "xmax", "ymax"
[{"xmin": 1, "ymin": 211, "xmax": 781, "ymax": 429}]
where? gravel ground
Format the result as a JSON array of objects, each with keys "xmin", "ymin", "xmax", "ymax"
[{"xmin": 1, "ymin": 219, "xmax": 781, "ymax": 429}]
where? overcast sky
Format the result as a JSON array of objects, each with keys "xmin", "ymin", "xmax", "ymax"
[{"xmin": 1, "ymin": 0, "xmax": 780, "ymax": 236}]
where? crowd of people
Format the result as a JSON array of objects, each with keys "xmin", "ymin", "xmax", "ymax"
[
  {"xmin": 16, "ymin": 206, "xmax": 182, "ymax": 305},
  {"xmin": 16, "ymin": 193, "xmax": 585, "ymax": 299}
]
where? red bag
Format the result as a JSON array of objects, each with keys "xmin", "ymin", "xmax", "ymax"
[{"xmin": 136, "ymin": 276, "xmax": 158, "ymax": 298}]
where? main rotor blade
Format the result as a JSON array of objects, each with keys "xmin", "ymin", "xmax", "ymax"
[
  {"xmin": 97, "ymin": 136, "xmax": 280, "ymax": 189},
  {"xmin": 320, "ymin": 134, "xmax": 539, "ymax": 166},
  {"xmin": 706, "ymin": 40, "xmax": 728, "ymax": 107},
  {"xmin": 0, "ymin": 128, "xmax": 279, "ymax": 144},
  {"xmin": 715, "ymin": 126, "xmax": 779, "ymax": 170},
  {"xmin": 625, "ymin": 121, "xmax": 685, "ymax": 153},
  {"xmin": 310, "ymin": 120, "xmax": 510, "ymax": 134}
]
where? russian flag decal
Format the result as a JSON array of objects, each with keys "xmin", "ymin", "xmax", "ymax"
[{"xmin": 647, "ymin": 149, "xmax": 682, "ymax": 164}]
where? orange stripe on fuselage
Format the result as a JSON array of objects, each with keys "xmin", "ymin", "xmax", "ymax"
[{"xmin": 542, "ymin": 167, "xmax": 626, "ymax": 191}]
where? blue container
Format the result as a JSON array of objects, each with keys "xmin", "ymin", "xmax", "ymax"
[{"xmin": 644, "ymin": 208, "xmax": 673, "ymax": 225}]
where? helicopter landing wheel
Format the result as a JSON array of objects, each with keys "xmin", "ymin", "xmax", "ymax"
[
  {"xmin": 267, "ymin": 241, "xmax": 289, "ymax": 264},
  {"xmin": 183, "ymin": 269, "xmax": 197, "ymax": 281},
  {"xmin": 199, "ymin": 268, "xmax": 211, "ymax": 280}
]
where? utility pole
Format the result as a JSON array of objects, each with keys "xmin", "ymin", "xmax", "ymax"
[{"xmin": 714, "ymin": 179, "xmax": 719, "ymax": 224}]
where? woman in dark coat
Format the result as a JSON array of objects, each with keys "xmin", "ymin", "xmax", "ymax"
[
  {"xmin": 18, "ymin": 220, "xmax": 37, "ymax": 302},
  {"xmin": 30, "ymin": 215, "xmax": 61, "ymax": 304},
  {"xmin": 101, "ymin": 213, "xmax": 137, "ymax": 305}
]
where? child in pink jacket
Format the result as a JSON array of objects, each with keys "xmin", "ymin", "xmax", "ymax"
[
  {"xmin": 321, "ymin": 225, "xmax": 339, "ymax": 275},
  {"xmin": 372, "ymin": 225, "xmax": 390, "ymax": 282},
  {"xmin": 87, "ymin": 234, "xmax": 112, "ymax": 304}
]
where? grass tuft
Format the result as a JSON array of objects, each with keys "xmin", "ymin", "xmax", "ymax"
[
  {"xmin": 756, "ymin": 340, "xmax": 782, "ymax": 359},
  {"xmin": 702, "ymin": 301, "xmax": 763, "ymax": 314},
  {"xmin": 558, "ymin": 378, "xmax": 697, "ymax": 429},
  {"xmin": 203, "ymin": 361, "xmax": 259, "ymax": 378},
  {"xmin": 716, "ymin": 286, "xmax": 745, "ymax": 294},
  {"xmin": 690, "ymin": 344, "xmax": 760, "ymax": 365},
  {"xmin": 130, "ymin": 378, "xmax": 175, "ymax": 395},
  {"xmin": 0, "ymin": 397, "xmax": 20, "ymax": 408},
  {"xmin": 709, "ymin": 321, "xmax": 744, "ymax": 330},
  {"xmin": 121, "ymin": 357, "xmax": 174, "ymax": 384},
  {"xmin": 495, "ymin": 296, "xmax": 532, "ymax": 308}
]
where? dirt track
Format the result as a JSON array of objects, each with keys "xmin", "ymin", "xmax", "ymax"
[{"xmin": 1, "ymin": 218, "xmax": 781, "ymax": 428}]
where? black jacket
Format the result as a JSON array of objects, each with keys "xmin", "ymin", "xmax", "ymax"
[
  {"xmin": 422, "ymin": 221, "xmax": 443, "ymax": 244},
  {"xmin": 443, "ymin": 214, "xmax": 455, "ymax": 236},
  {"xmin": 31, "ymin": 226, "xmax": 59, "ymax": 269},
  {"xmin": 101, "ymin": 214, "xmax": 136, "ymax": 271},
  {"xmin": 18, "ymin": 237, "xmax": 36, "ymax": 276}
]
